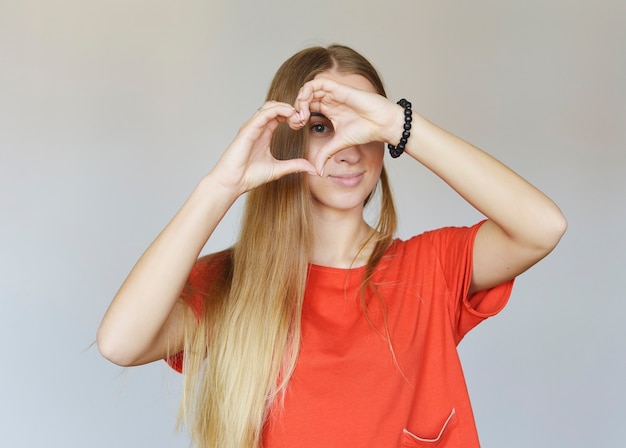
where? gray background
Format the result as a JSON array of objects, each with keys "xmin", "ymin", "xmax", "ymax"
[{"xmin": 1, "ymin": 1, "xmax": 624, "ymax": 447}]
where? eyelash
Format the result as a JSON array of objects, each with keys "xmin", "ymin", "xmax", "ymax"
[{"xmin": 310, "ymin": 123, "xmax": 332, "ymax": 134}]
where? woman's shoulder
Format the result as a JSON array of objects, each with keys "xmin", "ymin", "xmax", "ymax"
[
  {"xmin": 399, "ymin": 221, "xmax": 484, "ymax": 246},
  {"xmin": 388, "ymin": 221, "xmax": 486, "ymax": 261},
  {"xmin": 186, "ymin": 248, "xmax": 233, "ymax": 289},
  {"xmin": 195, "ymin": 248, "xmax": 233, "ymax": 269}
]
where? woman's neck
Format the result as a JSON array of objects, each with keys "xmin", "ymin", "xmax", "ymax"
[{"xmin": 309, "ymin": 207, "xmax": 375, "ymax": 268}]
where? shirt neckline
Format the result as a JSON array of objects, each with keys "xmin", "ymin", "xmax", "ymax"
[{"xmin": 307, "ymin": 238, "xmax": 400, "ymax": 274}]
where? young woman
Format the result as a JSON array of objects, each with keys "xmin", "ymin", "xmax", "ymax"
[{"xmin": 97, "ymin": 45, "xmax": 566, "ymax": 447}]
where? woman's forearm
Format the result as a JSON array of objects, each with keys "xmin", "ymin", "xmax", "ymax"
[
  {"xmin": 401, "ymin": 112, "xmax": 566, "ymax": 250},
  {"xmin": 96, "ymin": 174, "xmax": 239, "ymax": 366}
]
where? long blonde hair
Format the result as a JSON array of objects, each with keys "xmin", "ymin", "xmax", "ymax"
[{"xmin": 179, "ymin": 45, "xmax": 398, "ymax": 448}]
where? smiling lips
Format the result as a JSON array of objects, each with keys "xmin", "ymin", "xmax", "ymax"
[{"xmin": 328, "ymin": 172, "xmax": 365, "ymax": 187}]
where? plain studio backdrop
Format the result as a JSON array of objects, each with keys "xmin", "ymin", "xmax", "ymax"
[{"xmin": 1, "ymin": 1, "xmax": 624, "ymax": 447}]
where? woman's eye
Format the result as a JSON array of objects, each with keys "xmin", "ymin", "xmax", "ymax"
[{"xmin": 310, "ymin": 123, "xmax": 332, "ymax": 134}]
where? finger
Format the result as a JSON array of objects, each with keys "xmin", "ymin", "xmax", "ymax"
[
  {"xmin": 262, "ymin": 103, "xmax": 306, "ymax": 133},
  {"xmin": 298, "ymin": 77, "xmax": 340, "ymax": 98},
  {"xmin": 271, "ymin": 158, "xmax": 318, "ymax": 179},
  {"xmin": 313, "ymin": 140, "xmax": 351, "ymax": 175},
  {"xmin": 294, "ymin": 85, "xmax": 313, "ymax": 124},
  {"xmin": 294, "ymin": 79, "xmax": 339, "ymax": 123},
  {"xmin": 242, "ymin": 102, "xmax": 299, "ymax": 139},
  {"xmin": 254, "ymin": 101, "xmax": 298, "ymax": 121},
  {"xmin": 298, "ymin": 78, "xmax": 348, "ymax": 106}
]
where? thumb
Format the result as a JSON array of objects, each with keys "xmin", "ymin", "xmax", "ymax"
[
  {"xmin": 313, "ymin": 140, "xmax": 350, "ymax": 175},
  {"xmin": 272, "ymin": 158, "xmax": 318, "ymax": 179}
]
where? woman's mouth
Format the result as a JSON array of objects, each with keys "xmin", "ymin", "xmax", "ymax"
[{"xmin": 328, "ymin": 172, "xmax": 365, "ymax": 187}]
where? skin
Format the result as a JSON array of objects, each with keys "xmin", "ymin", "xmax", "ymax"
[
  {"xmin": 304, "ymin": 72, "xmax": 385, "ymax": 267},
  {"xmin": 97, "ymin": 69, "xmax": 567, "ymax": 367},
  {"xmin": 294, "ymin": 71, "xmax": 567, "ymax": 294}
]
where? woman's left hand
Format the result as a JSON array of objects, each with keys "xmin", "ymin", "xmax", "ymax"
[{"xmin": 293, "ymin": 77, "xmax": 402, "ymax": 174}]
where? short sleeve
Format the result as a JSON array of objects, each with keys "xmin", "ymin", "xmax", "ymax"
[
  {"xmin": 165, "ymin": 249, "xmax": 232, "ymax": 373},
  {"xmin": 424, "ymin": 221, "xmax": 514, "ymax": 343}
]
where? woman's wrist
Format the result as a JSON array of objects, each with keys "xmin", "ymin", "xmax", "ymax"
[
  {"xmin": 196, "ymin": 171, "xmax": 243, "ymax": 208},
  {"xmin": 386, "ymin": 99, "xmax": 413, "ymax": 158},
  {"xmin": 383, "ymin": 102, "xmax": 407, "ymax": 146}
]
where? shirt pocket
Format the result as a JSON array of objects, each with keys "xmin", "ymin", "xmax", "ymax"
[{"xmin": 400, "ymin": 408, "xmax": 457, "ymax": 447}]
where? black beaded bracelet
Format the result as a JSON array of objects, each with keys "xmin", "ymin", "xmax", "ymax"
[{"xmin": 387, "ymin": 98, "xmax": 412, "ymax": 158}]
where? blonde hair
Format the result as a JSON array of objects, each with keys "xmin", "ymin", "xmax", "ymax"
[{"xmin": 179, "ymin": 45, "xmax": 397, "ymax": 448}]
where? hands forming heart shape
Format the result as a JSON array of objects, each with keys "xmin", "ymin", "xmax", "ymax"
[{"xmin": 213, "ymin": 75, "xmax": 403, "ymax": 196}]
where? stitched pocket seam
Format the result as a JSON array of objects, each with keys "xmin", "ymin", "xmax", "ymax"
[{"xmin": 402, "ymin": 408, "xmax": 457, "ymax": 443}]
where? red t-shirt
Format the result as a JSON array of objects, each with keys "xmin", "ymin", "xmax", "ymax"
[{"xmin": 169, "ymin": 222, "xmax": 513, "ymax": 447}]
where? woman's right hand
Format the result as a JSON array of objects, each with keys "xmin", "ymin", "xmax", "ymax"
[
  {"xmin": 211, "ymin": 101, "xmax": 317, "ymax": 196},
  {"xmin": 97, "ymin": 102, "xmax": 316, "ymax": 367}
]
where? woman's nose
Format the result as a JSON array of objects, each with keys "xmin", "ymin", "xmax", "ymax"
[{"xmin": 333, "ymin": 145, "xmax": 361, "ymax": 164}]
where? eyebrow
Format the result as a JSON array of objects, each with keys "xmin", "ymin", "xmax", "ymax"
[{"xmin": 310, "ymin": 112, "xmax": 328, "ymax": 119}]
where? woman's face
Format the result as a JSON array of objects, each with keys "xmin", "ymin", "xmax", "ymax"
[{"xmin": 305, "ymin": 71, "xmax": 385, "ymax": 216}]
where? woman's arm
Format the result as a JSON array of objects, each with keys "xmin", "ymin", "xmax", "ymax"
[
  {"xmin": 294, "ymin": 78, "xmax": 567, "ymax": 293},
  {"xmin": 393, "ymin": 112, "xmax": 567, "ymax": 294},
  {"xmin": 97, "ymin": 102, "xmax": 314, "ymax": 366},
  {"xmin": 96, "ymin": 176, "xmax": 238, "ymax": 367}
]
